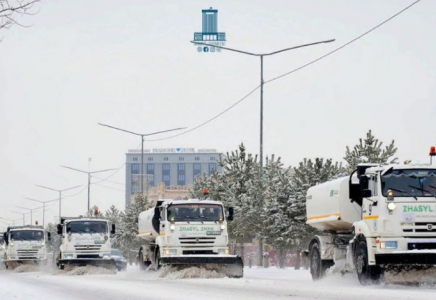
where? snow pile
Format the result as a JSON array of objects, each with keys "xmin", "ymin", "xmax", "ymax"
[
  {"xmin": 384, "ymin": 268, "xmax": 436, "ymax": 285},
  {"xmin": 54, "ymin": 265, "xmax": 116, "ymax": 276},
  {"xmin": 158, "ymin": 266, "xmax": 226, "ymax": 279},
  {"xmin": 14, "ymin": 265, "xmax": 39, "ymax": 273}
]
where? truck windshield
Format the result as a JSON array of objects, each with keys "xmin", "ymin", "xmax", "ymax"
[
  {"xmin": 167, "ymin": 204, "xmax": 224, "ymax": 222},
  {"xmin": 10, "ymin": 230, "xmax": 44, "ymax": 241},
  {"xmin": 382, "ymin": 169, "xmax": 436, "ymax": 198},
  {"xmin": 67, "ymin": 221, "xmax": 107, "ymax": 234}
]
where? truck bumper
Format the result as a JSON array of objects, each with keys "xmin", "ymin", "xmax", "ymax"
[
  {"xmin": 161, "ymin": 255, "xmax": 242, "ymax": 265},
  {"xmin": 59, "ymin": 258, "xmax": 116, "ymax": 267},
  {"xmin": 376, "ymin": 253, "xmax": 436, "ymax": 265}
]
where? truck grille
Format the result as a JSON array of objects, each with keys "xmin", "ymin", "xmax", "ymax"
[
  {"xmin": 408, "ymin": 243, "xmax": 436, "ymax": 250},
  {"xmin": 179, "ymin": 237, "xmax": 216, "ymax": 245},
  {"xmin": 402, "ymin": 222, "xmax": 436, "ymax": 233},
  {"xmin": 77, "ymin": 254, "xmax": 100, "ymax": 259},
  {"xmin": 74, "ymin": 245, "xmax": 102, "ymax": 253},
  {"xmin": 17, "ymin": 249, "xmax": 38, "ymax": 256},
  {"xmin": 183, "ymin": 250, "xmax": 215, "ymax": 255}
]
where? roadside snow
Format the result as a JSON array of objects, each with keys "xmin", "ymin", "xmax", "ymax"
[{"xmin": 159, "ymin": 266, "xmax": 226, "ymax": 279}]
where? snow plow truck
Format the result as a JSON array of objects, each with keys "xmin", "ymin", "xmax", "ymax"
[
  {"xmin": 306, "ymin": 159, "xmax": 436, "ymax": 285},
  {"xmin": 3, "ymin": 225, "xmax": 49, "ymax": 269},
  {"xmin": 137, "ymin": 197, "xmax": 244, "ymax": 278},
  {"xmin": 54, "ymin": 216, "xmax": 116, "ymax": 270}
]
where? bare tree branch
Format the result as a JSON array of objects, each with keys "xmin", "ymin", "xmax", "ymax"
[{"xmin": 0, "ymin": 0, "xmax": 41, "ymax": 40}]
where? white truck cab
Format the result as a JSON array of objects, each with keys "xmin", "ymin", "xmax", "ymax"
[
  {"xmin": 55, "ymin": 217, "xmax": 116, "ymax": 269},
  {"xmin": 3, "ymin": 225, "xmax": 48, "ymax": 269},
  {"xmin": 138, "ymin": 198, "xmax": 243, "ymax": 277},
  {"xmin": 306, "ymin": 163, "xmax": 436, "ymax": 284}
]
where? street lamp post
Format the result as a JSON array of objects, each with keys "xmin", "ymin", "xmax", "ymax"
[
  {"xmin": 98, "ymin": 124, "xmax": 186, "ymax": 196},
  {"xmin": 35, "ymin": 185, "xmax": 82, "ymax": 221},
  {"xmin": 25, "ymin": 197, "xmax": 58, "ymax": 228},
  {"xmin": 191, "ymin": 39, "xmax": 335, "ymax": 265},
  {"xmin": 15, "ymin": 206, "xmax": 43, "ymax": 225},
  {"xmin": 60, "ymin": 167, "xmax": 116, "ymax": 213},
  {"xmin": 10, "ymin": 211, "xmax": 26, "ymax": 226}
]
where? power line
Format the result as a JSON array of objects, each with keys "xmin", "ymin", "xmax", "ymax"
[
  {"xmin": 145, "ymin": 0, "xmax": 421, "ymax": 142},
  {"xmin": 92, "ymin": 176, "xmax": 124, "ymax": 186},
  {"xmin": 92, "ymin": 182, "xmax": 125, "ymax": 192},
  {"xmin": 265, "ymin": 0, "xmax": 422, "ymax": 84},
  {"xmin": 146, "ymin": 85, "xmax": 260, "ymax": 141}
]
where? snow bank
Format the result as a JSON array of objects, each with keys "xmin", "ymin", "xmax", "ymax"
[
  {"xmin": 53, "ymin": 265, "xmax": 116, "ymax": 276},
  {"xmin": 159, "ymin": 266, "xmax": 227, "ymax": 279},
  {"xmin": 384, "ymin": 268, "xmax": 436, "ymax": 286},
  {"xmin": 14, "ymin": 265, "xmax": 39, "ymax": 273}
]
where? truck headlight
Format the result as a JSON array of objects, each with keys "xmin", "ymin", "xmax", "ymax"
[
  {"xmin": 380, "ymin": 241, "xmax": 397, "ymax": 249},
  {"xmin": 163, "ymin": 248, "xmax": 177, "ymax": 256},
  {"xmin": 64, "ymin": 254, "xmax": 74, "ymax": 259},
  {"xmin": 218, "ymin": 248, "xmax": 229, "ymax": 255},
  {"xmin": 387, "ymin": 202, "xmax": 396, "ymax": 211},
  {"xmin": 170, "ymin": 224, "xmax": 175, "ymax": 231},
  {"xmin": 220, "ymin": 224, "xmax": 225, "ymax": 230},
  {"xmin": 103, "ymin": 253, "xmax": 111, "ymax": 259}
]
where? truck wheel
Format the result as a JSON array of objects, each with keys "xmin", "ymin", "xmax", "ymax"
[
  {"xmin": 139, "ymin": 251, "xmax": 146, "ymax": 271},
  {"xmin": 154, "ymin": 249, "xmax": 161, "ymax": 271},
  {"xmin": 356, "ymin": 241, "xmax": 381, "ymax": 285},
  {"xmin": 310, "ymin": 242, "xmax": 323, "ymax": 280}
]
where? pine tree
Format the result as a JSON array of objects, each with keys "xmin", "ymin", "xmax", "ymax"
[
  {"xmin": 105, "ymin": 205, "xmax": 123, "ymax": 248},
  {"xmin": 117, "ymin": 194, "xmax": 149, "ymax": 255},
  {"xmin": 344, "ymin": 129, "xmax": 398, "ymax": 172}
]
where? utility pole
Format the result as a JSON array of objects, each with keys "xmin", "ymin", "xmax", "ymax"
[
  {"xmin": 60, "ymin": 166, "xmax": 116, "ymax": 213},
  {"xmin": 25, "ymin": 197, "xmax": 58, "ymax": 228},
  {"xmin": 98, "ymin": 124, "xmax": 186, "ymax": 197},
  {"xmin": 36, "ymin": 185, "xmax": 81, "ymax": 221},
  {"xmin": 191, "ymin": 38, "xmax": 335, "ymax": 265},
  {"xmin": 15, "ymin": 206, "xmax": 43, "ymax": 225},
  {"xmin": 10, "ymin": 211, "xmax": 26, "ymax": 226}
]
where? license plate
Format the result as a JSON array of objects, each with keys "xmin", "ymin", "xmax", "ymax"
[{"xmin": 206, "ymin": 231, "xmax": 221, "ymax": 235}]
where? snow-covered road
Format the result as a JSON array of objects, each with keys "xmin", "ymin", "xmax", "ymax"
[{"xmin": 0, "ymin": 266, "xmax": 435, "ymax": 300}]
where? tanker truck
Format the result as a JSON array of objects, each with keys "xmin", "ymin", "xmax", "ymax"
[
  {"xmin": 306, "ymin": 162, "xmax": 436, "ymax": 285},
  {"xmin": 137, "ymin": 198, "xmax": 244, "ymax": 277},
  {"xmin": 54, "ymin": 216, "xmax": 116, "ymax": 270},
  {"xmin": 3, "ymin": 225, "xmax": 49, "ymax": 269}
]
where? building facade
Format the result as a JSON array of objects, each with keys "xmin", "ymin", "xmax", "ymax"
[{"xmin": 125, "ymin": 148, "xmax": 222, "ymax": 207}]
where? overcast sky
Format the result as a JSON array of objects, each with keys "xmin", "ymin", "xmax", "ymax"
[{"xmin": 0, "ymin": 0, "xmax": 435, "ymax": 228}]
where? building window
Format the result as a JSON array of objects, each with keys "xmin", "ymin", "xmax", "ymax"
[
  {"xmin": 209, "ymin": 163, "xmax": 217, "ymax": 176},
  {"xmin": 147, "ymin": 157, "xmax": 153, "ymax": 161},
  {"xmin": 162, "ymin": 174, "xmax": 170, "ymax": 186},
  {"xmin": 164, "ymin": 157, "xmax": 169, "ymax": 161},
  {"xmin": 178, "ymin": 174, "xmax": 185, "ymax": 186},
  {"xmin": 146, "ymin": 164, "xmax": 155, "ymax": 187},
  {"xmin": 131, "ymin": 163, "xmax": 140, "ymax": 174},
  {"xmin": 195, "ymin": 157, "xmax": 200, "ymax": 161},
  {"xmin": 193, "ymin": 163, "xmax": 201, "ymax": 178},
  {"xmin": 178, "ymin": 163, "xmax": 185, "ymax": 171},
  {"xmin": 179, "ymin": 157, "xmax": 185, "ymax": 161},
  {"xmin": 133, "ymin": 157, "xmax": 138, "ymax": 162},
  {"xmin": 210, "ymin": 156, "xmax": 216, "ymax": 161},
  {"xmin": 162, "ymin": 163, "xmax": 170, "ymax": 172}
]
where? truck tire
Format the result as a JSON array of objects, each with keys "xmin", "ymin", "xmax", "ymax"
[
  {"xmin": 154, "ymin": 249, "xmax": 161, "ymax": 271},
  {"xmin": 309, "ymin": 242, "xmax": 332, "ymax": 280},
  {"xmin": 355, "ymin": 241, "xmax": 381, "ymax": 285},
  {"xmin": 139, "ymin": 251, "xmax": 146, "ymax": 271}
]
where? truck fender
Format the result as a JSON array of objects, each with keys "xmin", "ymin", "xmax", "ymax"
[
  {"xmin": 308, "ymin": 235, "xmax": 334, "ymax": 260},
  {"xmin": 351, "ymin": 221, "xmax": 377, "ymax": 266}
]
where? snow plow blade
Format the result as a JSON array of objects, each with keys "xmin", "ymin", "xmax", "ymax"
[
  {"xmin": 160, "ymin": 255, "xmax": 244, "ymax": 278},
  {"xmin": 59, "ymin": 259, "xmax": 116, "ymax": 269}
]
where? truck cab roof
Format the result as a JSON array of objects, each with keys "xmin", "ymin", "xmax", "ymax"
[
  {"xmin": 7, "ymin": 225, "xmax": 44, "ymax": 232},
  {"xmin": 158, "ymin": 199, "xmax": 224, "ymax": 207},
  {"xmin": 61, "ymin": 217, "xmax": 109, "ymax": 225},
  {"xmin": 364, "ymin": 163, "xmax": 436, "ymax": 175}
]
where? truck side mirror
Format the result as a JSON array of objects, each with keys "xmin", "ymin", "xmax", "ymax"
[
  {"xmin": 4, "ymin": 233, "xmax": 8, "ymax": 245},
  {"xmin": 227, "ymin": 207, "xmax": 234, "ymax": 221},
  {"xmin": 57, "ymin": 224, "xmax": 62, "ymax": 235},
  {"xmin": 111, "ymin": 224, "xmax": 116, "ymax": 235},
  {"xmin": 154, "ymin": 207, "xmax": 160, "ymax": 219},
  {"xmin": 47, "ymin": 232, "xmax": 51, "ymax": 241},
  {"xmin": 359, "ymin": 175, "xmax": 369, "ymax": 190}
]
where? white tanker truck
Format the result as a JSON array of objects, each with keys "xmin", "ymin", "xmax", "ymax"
[
  {"xmin": 306, "ymin": 162, "xmax": 436, "ymax": 284},
  {"xmin": 137, "ymin": 198, "xmax": 243, "ymax": 277}
]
